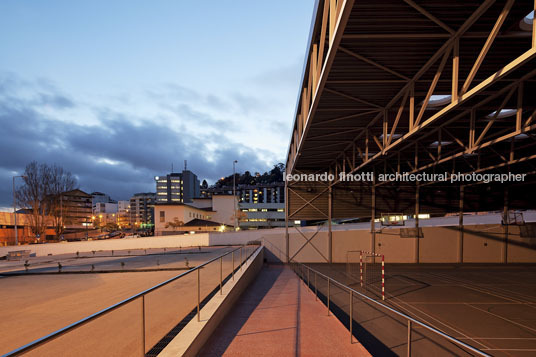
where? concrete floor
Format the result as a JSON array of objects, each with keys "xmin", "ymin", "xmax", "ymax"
[
  {"xmin": 200, "ymin": 265, "xmax": 370, "ymax": 357},
  {"xmin": 307, "ymin": 263, "xmax": 536, "ymax": 357},
  {"xmin": 0, "ymin": 246, "xmax": 249, "ymax": 356}
]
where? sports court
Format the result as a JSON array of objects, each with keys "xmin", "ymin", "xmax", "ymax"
[{"xmin": 306, "ymin": 261, "xmax": 536, "ymax": 356}]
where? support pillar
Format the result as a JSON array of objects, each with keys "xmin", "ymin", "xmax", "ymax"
[
  {"xmin": 328, "ymin": 183, "xmax": 333, "ymax": 264},
  {"xmin": 285, "ymin": 180, "xmax": 289, "ymax": 263},
  {"xmin": 503, "ymin": 188, "xmax": 509, "ymax": 264},
  {"xmin": 458, "ymin": 185, "xmax": 464, "ymax": 263},
  {"xmin": 371, "ymin": 176, "xmax": 376, "ymax": 255},
  {"xmin": 415, "ymin": 184, "xmax": 420, "ymax": 263}
]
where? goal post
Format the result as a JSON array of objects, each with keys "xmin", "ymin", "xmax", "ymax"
[{"xmin": 346, "ymin": 250, "xmax": 385, "ymax": 300}]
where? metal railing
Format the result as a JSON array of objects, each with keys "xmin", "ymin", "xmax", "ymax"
[
  {"xmin": 3, "ymin": 245, "xmax": 260, "ymax": 357},
  {"xmin": 290, "ymin": 261, "xmax": 490, "ymax": 357}
]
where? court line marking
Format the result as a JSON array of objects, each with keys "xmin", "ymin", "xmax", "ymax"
[
  {"xmin": 458, "ymin": 337, "xmax": 536, "ymax": 340},
  {"xmin": 425, "ymin": 270, "xmax": 536, "ymax": 302},
  {"xmin": 395, "ymin": 302, "xmax": 536, "ymax": 305},
  {"xmin": 427, "ymin": 272, "xmax": 536, "ymax": 311},
  {"xmin": 376, "ymin": 287, "xmax": 491, "ymax": 350},
  {"xmin": 465, "ymin": 303, "xmax": 536, "ymax": 335},
  {"xmin": 480, "ymin": 348, "xmax": 536, "ymax": 351}
]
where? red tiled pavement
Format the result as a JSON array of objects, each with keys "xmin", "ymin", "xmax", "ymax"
[{"xmin": 200, "ymin": 265, "xmax": 370, "ymax": 356}]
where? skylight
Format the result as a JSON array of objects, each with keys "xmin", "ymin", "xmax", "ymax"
[
  {"xmin": 486, "ymin": 109, "xmax": 516, "ymax": 119},
  {"xmin": 427, "ymin": 94, "xmax": 451, "ymax": 108},
  {"xmin": 520, "ymin": 11, "xmax": 534, "ymax": 31},
  {"xmin": 379, "ymin": 133, "xmax": 402, "ymax": 140},
  {"xmin": 429, "ymin": 141, "xmax": 453, "ymax": 148}
]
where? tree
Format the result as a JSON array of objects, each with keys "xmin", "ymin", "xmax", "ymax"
[
  {"xmin": 47, "ymin": 166, "xmax": 77, "ymax": 237},
  {"xmin": 231, "ymin": 209, "xmax": 248, "ymax": 226},
  {"xmin": 16, "ymin": 161, "xmax": 77, "ymax": 240},
  {"xmin": 165, "ymin": 217, "xmax": 185, "ymax": 231},
  {"xmin": 201, "ymin": 179, "xmax": 208, "ymax": 189},
  {"xmin": 104, "ymin": 222, "xmax": 119, "ymax": 232}
]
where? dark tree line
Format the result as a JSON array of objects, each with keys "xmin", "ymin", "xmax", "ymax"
[
  {"xmin": 214, "ymin": 163, "xmax": 285, "ymax": 188},
  {"xmin": 16, "ymin": 161, "xmax": 77, "ymax": 239}
]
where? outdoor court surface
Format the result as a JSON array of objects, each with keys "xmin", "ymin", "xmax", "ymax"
[
  {"xmin": 307, "ymin": 263, "xmax": 536, "ymax": 356},
  {"xmin": 0, "ymin": 246, "xmax": 247, "ymax": 356}
]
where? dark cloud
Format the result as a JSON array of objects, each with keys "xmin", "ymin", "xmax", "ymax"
[
  {"xmin": 36, "ymin": 92, "xmax": 74, "ymax": 109},
  {"xmin": 0, "ymin": 75, "xmax": 274, "ymax": 207}
]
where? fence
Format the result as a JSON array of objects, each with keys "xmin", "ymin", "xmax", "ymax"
[
  {"xmin": 291, "ymin": 261, "xmax": 490, "ymax": 357},
  {"xmin": 3, "ymin": 244, "xmax": 260, "ymax": 357}
]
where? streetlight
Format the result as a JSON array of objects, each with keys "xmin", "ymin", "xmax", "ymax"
[
  {"xmin": 13, "ymin": 175, "xmax": 27, "ymax": 245},
  {"xmin": 233, "ymin": 160, "xmax": 238, "ymax": 230}
]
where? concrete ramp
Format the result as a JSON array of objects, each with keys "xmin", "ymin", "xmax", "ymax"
[{"xmin": 200, "ymin": 265, "xmax": 370, "ymax": 356}]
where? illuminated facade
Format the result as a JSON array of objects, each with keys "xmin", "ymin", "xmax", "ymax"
[{"xmin": 155, "ymin": 170, "xmax": 200, "ymax": 204}]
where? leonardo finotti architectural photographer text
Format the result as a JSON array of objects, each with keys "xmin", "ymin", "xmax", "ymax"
[{"xmin": 285, "ymin": 172, "xmax": 526, "ymax": 184}]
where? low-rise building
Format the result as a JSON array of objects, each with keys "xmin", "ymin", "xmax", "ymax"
[
  {"xmin": 0, "ymin": 212, "xmax": 55, "ymax": 245},
  {"xmin": 129, "ymin": 193, "xmax": 156, "ymax": 229}
]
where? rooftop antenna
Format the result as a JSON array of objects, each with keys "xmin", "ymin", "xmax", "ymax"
[
  {"xmin": 184, "ymin": 160, "xmax": 187, "ymax": 171},
  {"xmin": 171, "ymin": 163, "xmax": 173, "ymax": 173}
]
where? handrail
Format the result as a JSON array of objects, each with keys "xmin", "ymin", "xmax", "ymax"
[
  {"xmin": 3, "ymin": 245, "xmax": 257, "ymax": 357},
  {"xmin": 290, "ymin": 261, "xmax": 491, "ymax": 357}
]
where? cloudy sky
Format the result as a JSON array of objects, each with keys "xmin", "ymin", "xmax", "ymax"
[{"xmin": 0, "ymin": 0, "xmax": 315, "ymax": 208}]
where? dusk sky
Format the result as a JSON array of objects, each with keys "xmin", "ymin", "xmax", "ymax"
[{"xmin": 0, "ymin": 0, "xmax": 315, "ymax": 208}]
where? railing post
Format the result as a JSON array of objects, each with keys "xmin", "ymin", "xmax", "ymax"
[
  {"xmin": 232, "ymin": 251, "xmax": 234, "ymax": 281},
  {"xmin": 220, "ymin": 256, "xmax": 223, "ymax": 295},
  {"xmin": 307, "ymin": 267, "xmax": 310, "ymax": 288},
  {"xmin": 327, "ymin": 279, "xmax": 331, "ymax": 316},
  {"xmin": 349, "ymin": 290, "xmax": 353, "ymax": 344},
  {"xmin": 315, "ymin": 272, "xmax": 318, "ymax": 301},
  {"xmin": 141, "ymin": 295, "xmax": 146, "ymax": 356},
  {"xmin": 407, "ymin": 320, "xmax": 412, "ymax": 357},
  {"xmin": 197, "ymin": 268, "xmax": 200, "ymax": 322},
  {"xmin": 240, "ymin": 246, "xmax": 243, "ymax": 270}
]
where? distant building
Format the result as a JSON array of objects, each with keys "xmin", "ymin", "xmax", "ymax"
[
  {"xmin": 154, "ymin": 195, "xmax": 236, "ymax": 235},
  {"xmin": 201, "ymin": 182, "xmax": 288, "ymax": 229},
  {"xmin": 91, "ymin": 192, "xmax": 117, "ymax": 205},
  {"xmin": 0, "ymin": 212, "xmax": 55, "ymax": 245},
  {"xmin": 129, "ymin": 193, "xmax": 156, "ymax": 229},
  {"xmin": 155, "ymin": 170, "xmax": 200, "ymax": 204},
  {"xmin": 93, "ymin": 202, "xmax": 118, "ymax": 214},
  {"xmin": 61, "ymin": 189, "xmax": 93, "ymax": 231},
  {"xmin": 118, "ymin": 200, "xmax": 130, "ymax": 213}
]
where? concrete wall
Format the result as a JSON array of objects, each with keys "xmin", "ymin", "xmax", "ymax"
[
  {"xmin": 0, "ymin": 234, "xmax": 210, "ymax": 257},
  {"xmin": 238, "ymin": 221, "xmax": 536, "ymax": 264},
  {"xmin": 3, "ymin": 217, "xmax": 536, "ymax": 263},
  {"xmin": 210, "ymin": 196, "xmax": 235, "ymax": 226}
]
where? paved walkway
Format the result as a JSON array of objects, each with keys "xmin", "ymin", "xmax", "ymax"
[{"xmin": 200, "ymin": 265, "xmax": 370, "ymax": 356}]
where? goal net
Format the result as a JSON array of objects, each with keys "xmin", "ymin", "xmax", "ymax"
[{"xmin": 346, "ymin": 250, "xmax": 385, "ymax": 300}]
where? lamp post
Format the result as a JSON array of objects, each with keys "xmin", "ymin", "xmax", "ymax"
[
  {"xmin": 13, "ymin": 175, "xmax": 27, "ymax": 246},
  {"xmin": 233, "ymin": 160, "xmax": 238, "ymax": 230}
]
